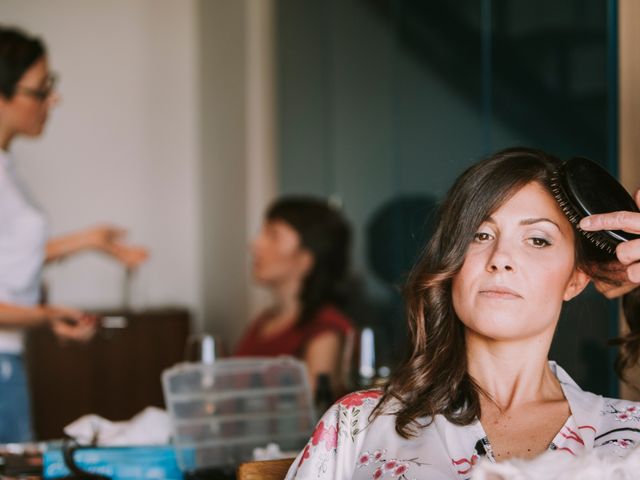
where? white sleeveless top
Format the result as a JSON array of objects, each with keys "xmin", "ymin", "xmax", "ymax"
[{"xmin": 0, "ymin": 151, "xmax": 48, "ymax": 353}]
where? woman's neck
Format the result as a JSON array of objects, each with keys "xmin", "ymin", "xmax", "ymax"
[
  {"xmin": 270, "ymin": 278, "xmax": 302, "ymax": 318},
  {"xmin": 466, "ymin": 331, "xmax": 563, "ymax": 410},
  {"xmin": 0, "ymin": 128, "xmax": 13, "ymax": 152},
  {"xmin": 271, "ymin": 295, "xmax": 300, "ymax": 318}
]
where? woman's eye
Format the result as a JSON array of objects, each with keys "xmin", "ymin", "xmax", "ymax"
[
  {"xmin": 528, "ymin": 237, "xmax": 551, "ymax": 248},
  {"xmin": 473, "ymin": 232, "xmax": 493, "ymax": 243}
]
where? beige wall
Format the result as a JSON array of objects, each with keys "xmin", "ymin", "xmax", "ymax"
[
  {"xmin": 197, "ymin": 0, "xmax": 276, "ymax": 347},
  {"xmin": 618, "ymin": 0, "xmax": 640, "ymax": 400}
]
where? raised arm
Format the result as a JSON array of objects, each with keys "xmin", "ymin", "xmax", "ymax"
[{"xmin": 46, "ymin": 224, "xmax": 148, "ymax": 268}]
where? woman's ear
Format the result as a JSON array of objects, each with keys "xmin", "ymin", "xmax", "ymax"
[
  {"xmin": 298, "ymin": 248, "xmax": 315, "ymax": 277},
  {"xmin": 563, "ymin": 268, "xmax": 591, "ymax": 301}
]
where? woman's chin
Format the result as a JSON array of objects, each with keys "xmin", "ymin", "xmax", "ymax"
[
  {"xmin": 465, "ymin": 318, "xmax": 543, "ymax": 342},
  {"xmin": 251, "ymin": 272, "xmax": 275, "ymax": 287},
  {"xmin": 23, "ymin": 126, "xmax": 45, "ymax": 138}
]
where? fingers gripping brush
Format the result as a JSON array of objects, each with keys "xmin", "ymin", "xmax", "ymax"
[{"xmin": 550, "ymin": 157, "xmax": 640, "ymax": 255}]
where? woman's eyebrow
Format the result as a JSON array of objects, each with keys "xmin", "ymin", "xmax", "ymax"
[{"xmin": 519, "ymin": 217, "xmax": 561, "ymax": 230}]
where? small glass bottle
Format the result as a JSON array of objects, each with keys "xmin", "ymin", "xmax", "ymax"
[{"xmin": 357, "ymin": 327, "xmax": 376, "ymax": 388}]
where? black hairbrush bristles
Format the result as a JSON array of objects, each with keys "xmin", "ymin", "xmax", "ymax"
[
  {"xmin": 550, "ymin": 170, "xmax": 616, "ymax": 255},
  {"xmin": 550, "ymin": 158, "xmax": 640, "ymax": 256}
]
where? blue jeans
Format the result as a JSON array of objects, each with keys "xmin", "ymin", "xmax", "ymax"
[{"xmin": 0, "ymin": 354, "xmax": 33, "ymax": 442}]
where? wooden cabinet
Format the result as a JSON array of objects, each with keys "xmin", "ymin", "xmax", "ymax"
[{"xmin": 26, "ymin": 308, "xmax": 190, "ymax": 440}]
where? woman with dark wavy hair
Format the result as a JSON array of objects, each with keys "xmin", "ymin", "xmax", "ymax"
[
  {"xmin": 235, "ymin": 196, "xmax": 353, "ymax": 395},
  {"xmin": 285, "ymin": 148, "xmax": 640, "ymax": 479}
]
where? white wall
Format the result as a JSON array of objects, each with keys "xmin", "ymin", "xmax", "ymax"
[
  {"xmin": 2, "ymin": 1, "xmax": 204, "ymax": 322},
  {"xmin": 197, "ymin": 0, "xmax": 276, "ymax": 346}
]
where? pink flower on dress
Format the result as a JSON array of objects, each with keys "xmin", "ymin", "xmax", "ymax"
[
  {"xmin": 311, "ymin": 421, "xmax": 326, "ymax": 446},
  {"xmin": 618, "ymin": 439, "xmax": 632, "ymax": 448},
  {"xmin": 373, "ymin": 467, "xmax": 383, "ymax": 479},
  {"xmin": 626, "ymin": 406, "xmax": 638, "ymax": 413},
  {"xmin": 298, "ymin": 445, "xmax": 311, "ymax": 467},
  {"xmin": 339, "ymin": 390, "xmax": 383, "ymax": 408},
  {"xmin": 393, "ymin": 464, "xmax": 408, "ymax": 476},
  {"xmin": 323, "ymin": 425, "xmax": 338, "ymax": 450},
  {"xmin": 617, "ymin": 412, "xmax": 631, "ymax": 422},
  {"xmin": 310, "ymin": 420, "xmax": 338, "ymax": 451},
  {"xmin": 384, "ymin": 460, "xmax": 398, "ymax": 470},
  {"xmin": 373, "ymin": 450, "xmax": 385, "ymax": 461},
  {"xmin": 358, "ymin": 453, "xmax": 371, "ymax": 466}
]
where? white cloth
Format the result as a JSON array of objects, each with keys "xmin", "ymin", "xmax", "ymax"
[
  {"xmin": 0, "ymin": 151, "xmax": 48, "ymax": 353},
  {"xmin": 63, "ymin": 407, "xmax": 172, "ymax": 446},
  {"xmin": 285, "ymin": 363, "xmax": 640, "ymax": 480}
]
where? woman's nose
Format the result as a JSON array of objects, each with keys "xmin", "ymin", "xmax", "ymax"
[
  {"xmin": 249, "ymin": 238, "xmax": 258, "ymax": 255},
  {"xmin": 250, "ymin": 234, "xmax": 264, "ymax": 255},
  {"xmin": 47, "ymin": 91, "xmax": 61, "ymax": 107},
  {"xmin": 486, "ymin": 243, "xmax": 515, "ymax": 273}
]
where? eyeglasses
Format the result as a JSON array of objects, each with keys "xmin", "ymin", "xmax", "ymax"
[{"xmin": 15, "ymin": 73, "xmax": 58, "ymax": 101}]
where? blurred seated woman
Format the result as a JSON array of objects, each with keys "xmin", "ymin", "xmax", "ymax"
[
  {"xmin": 235, "ymin": 196, "xmax": 354, "ymax": 395},
  {"xmin": 285, "ymin": 148, "xmax": 640, "ymax": 479}
]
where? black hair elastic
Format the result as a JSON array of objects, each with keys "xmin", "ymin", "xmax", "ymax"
[{"xmin": 550, "ymin": 157, "xmax": 640, "ymax": 254}]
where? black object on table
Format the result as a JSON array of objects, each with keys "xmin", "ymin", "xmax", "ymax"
[{"xmin": 184, "ymin": 466, "xmax": 236, "ymax": 480}]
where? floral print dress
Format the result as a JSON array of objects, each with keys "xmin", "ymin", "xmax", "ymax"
[{"xmin": 285, "ymin": 363, "xmax": 640, "ymax": 480}]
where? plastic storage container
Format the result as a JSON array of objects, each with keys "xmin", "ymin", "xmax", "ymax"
[{"xmin": 162, "ymin": 357, "xmax": 315, "ymax": 472}]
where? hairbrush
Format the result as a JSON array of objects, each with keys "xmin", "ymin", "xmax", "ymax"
[{"xmin": 550, "ymin": 157, "xmax": 640, "ymax": 254}]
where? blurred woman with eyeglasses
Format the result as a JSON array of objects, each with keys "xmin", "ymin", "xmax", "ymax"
[{"xmin": 0, "ymin": 25, "xmax": 148, "ymax": 442}]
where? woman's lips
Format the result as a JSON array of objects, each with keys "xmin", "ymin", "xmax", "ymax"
[{"xmin": 478, "ymin": 286, "xmax": 522, "ymax": 299}]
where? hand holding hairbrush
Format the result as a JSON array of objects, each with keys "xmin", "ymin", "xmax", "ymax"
[
  {"xmin": 580, "ymin": 188, "xmax": 640, "ymax": 293},
  {"xmin": 551, "ymin": 158, "xmax": 640, "ymax": 297}
]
